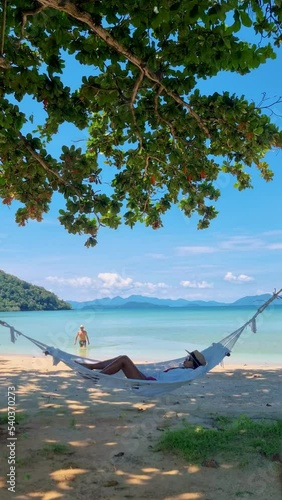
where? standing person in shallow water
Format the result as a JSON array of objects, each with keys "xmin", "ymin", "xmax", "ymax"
[{"xmin": 74, "ymin": 325, "xmax": 90, "ymax": 348}]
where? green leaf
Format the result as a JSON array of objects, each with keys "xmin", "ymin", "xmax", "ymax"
[{"xmin": 240, "ymin": 11, "xmax": 253, "ymax": 28}]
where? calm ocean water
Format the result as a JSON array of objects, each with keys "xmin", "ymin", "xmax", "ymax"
[{"xmin": 0, "ymin": 307, "xmax": 281, "ymax": 365}]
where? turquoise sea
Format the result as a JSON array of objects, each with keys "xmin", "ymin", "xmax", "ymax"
[{"xmin": 0, "ymin": 306, "xmax": 281, "ymax": 366}]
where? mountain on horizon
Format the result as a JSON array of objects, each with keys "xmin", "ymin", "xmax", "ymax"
[{"xmin": 67, "ymin": 293, "xmax": 282, "ymax": 310}]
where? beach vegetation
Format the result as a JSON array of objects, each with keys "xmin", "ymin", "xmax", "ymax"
[
  {"xmin": 156, "ymin": 415, "xmax": 282, "ymax": 464},
  {"xmin": 16, "ymin": 456, "xmax": 34, "ymax": 467},
  {"xmin": 70, "ymin": 417, "xmax": 77, "ymax": 428},
  {"xmin": 40, "ymin": 442, "xmax": 74, "ymax": 457},
  {"xmin": 0, "ymin": 2, "xmax": 281, "ymax": 246},
  {"xmin": 0, "ymin": 411, "xmax": 26, "ymax": 425},
  {"xmin": 0, "ymin": 270, "xmax": 71, "ymax": 311}
]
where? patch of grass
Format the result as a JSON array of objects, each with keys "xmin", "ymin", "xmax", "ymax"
[
  {"xmin": 235, "ymin": 492, "xmax": 255, "ymax": 497},
  {"xmin": 20, "ymin": 432, "xmax": 30, "ymax": 440},
  {"xmin": 157, "ymin": 415, "xmax": 282, "ymax": 464},
  {"xmin": 0, "ymin": 412, "xmax": 27, "ymax": 425},
  {"xmin": 16, "ymin": 457, "xmax": 33, "ymax": 467},
  {"xmin": 40, "ymin": 443, "xmax": 74, "ymax": 457},
  {"xmin": 213, "ymin": 415, "xmax": 233, "ymax": 427},
  {"xmin": 70, "ymin": 417, "xmax": 76, "ymax": 428}
]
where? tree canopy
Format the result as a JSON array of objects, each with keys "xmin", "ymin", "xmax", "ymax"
[{"xmin": 0, "ymin": 0, "xmax": 282, "ymax": 246}]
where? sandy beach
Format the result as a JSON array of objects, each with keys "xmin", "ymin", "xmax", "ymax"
[{"xmin": 0, "ymin": 355, "xmax": 281, "ymax": 500}]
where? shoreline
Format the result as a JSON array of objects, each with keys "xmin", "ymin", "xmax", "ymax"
[
  {"xmin": 0, "ymin": 355, "xmax": 281, "ymax": 499},
  {"xmin": 1, "ymin": 353, "xmax": 282, "ymax": 370}
]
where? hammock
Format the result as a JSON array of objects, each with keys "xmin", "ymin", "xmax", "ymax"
[{"xmin": 1, "ymin": 288, "xmax": 281, "ymax": 397}]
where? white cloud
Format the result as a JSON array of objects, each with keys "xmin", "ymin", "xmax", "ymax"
[
  {"xmin": 144, "ymin": 253, "xmax": 167, "ymax": 260},
  {"xmin": 266, "ymin": 243, "xmax": 282, "ymax": 250},
  {"xmin": 46, "ymin": 272, "xmax": 170, "ymax": 298},
  {"xmin": 98, "ymin": 272, "xmax": 133, "ymax": 289},
  {"xmin": 220, "ymin": 236, "xmax": 263, "ymax": 251},
  {"xmin": 46, "ymin": 276, "xmax": 95, "ymax": 287},
  {"xmin": 224, "ymin": 272, "xmax": 254, "ymax": 283},
  {"xmin": 134, "ymin": 281, "xmax": 169, "ymax": 292},
  {"xmin": 175, "ymin": 246, "xmax": 215, "ymax": 256},
  {"xmin": 262, "ymin": 230, "xmax": 282, "ymax": 236},
  {"xmin": 98, "ymin": 274, "xmax": 169, "ymax": 295},
  {"xmin": 180, "ymin": 280, "xmax": 213, "ymax": 289}
]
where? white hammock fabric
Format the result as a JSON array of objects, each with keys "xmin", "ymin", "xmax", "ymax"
[
  {"xmin": 0, "ymin": 322, "xmax": 229, "ymax": 396},
  {"xmin": 1, "ymin": 288, "xmax": 281, "ymax": 397},
  {"xmin": 43, "ymin": 341, "xmax": 229, "ymax": 397}
]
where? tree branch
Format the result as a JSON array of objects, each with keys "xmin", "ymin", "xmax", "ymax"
[
  {"xmin": 154, "ymin": 87, "xmax": 177, "ymax": 145},
  {"xmin": 256, "ymin": 92, "xmax": 282, "ymax": 117},
  {"xmin": 21, "ymin": 3, "xmax": 46, "ymax": 38},
  {"xmin": 130, "ymin": 70, "xmax": 144, "ymax": 149},
  {"xmin": 19, "ymin": 131, "xmax": 82, "ymax": 197},
  {"xmin": 19, "ymin": 131, "xmax": 103, "ymax": 226},
  {"xmin": 0, "ymin": 0, "xmax": 7, "ymax": 56},
  {"xmin": 37, "ymin": 0, "xmax": 210, "ymax": 137},
  {"xmin": 0, "ymin": 55, "xmax": 10, "ymax": 69}
]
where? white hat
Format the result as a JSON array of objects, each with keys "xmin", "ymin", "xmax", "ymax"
[{"xmin": 80, "ymin": 325, "xmax": 84, "ymax": 328}]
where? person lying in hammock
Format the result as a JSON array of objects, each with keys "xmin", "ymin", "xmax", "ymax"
[{"xmin": 76, "ymin": 350, "xmax": 206, "ymax": 381}]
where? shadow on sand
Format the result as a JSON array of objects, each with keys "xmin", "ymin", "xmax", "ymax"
[{"xmin": 0, "ymin": 358, "xmax": 281, "ymax": 500}]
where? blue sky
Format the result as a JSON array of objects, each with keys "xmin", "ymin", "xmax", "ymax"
[{"xmin": 1, "ymin": 40, "xmax": 282, "ymax": 304}]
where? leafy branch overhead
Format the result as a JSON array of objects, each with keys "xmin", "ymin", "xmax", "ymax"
[{"xmin": 0, "ymin": 1, "xmax": 282, "ymax": 246}]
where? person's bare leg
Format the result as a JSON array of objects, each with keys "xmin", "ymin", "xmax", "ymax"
[
  {"xmin": 76, "ymin": 355, "xmax": 146, "ymax": 380},
  {"xmin": 76, "ymin": 356, "xmax": 120, "ymax": 370},
  {"xmin": 101, "ymin": 355, "xmax": 146, "ymax": 379}
]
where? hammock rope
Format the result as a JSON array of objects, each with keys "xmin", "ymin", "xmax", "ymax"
[
  {"xmin": 219, "ymin": 287, "xmax": 282, "ymax": 351},
  {"xmin": 1, "ymin": 288, "xmax": 281, "ymax": 397}
]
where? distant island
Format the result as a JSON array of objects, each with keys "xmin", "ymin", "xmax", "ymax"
[
  {"xmin": 0, "ymin": 270, "xmax": 71, "ymax": 312},
  {"xmin": 68, "ymin": 292, "xmax": 282, "ymax": 310},
  {"xmin": 1, "ymin": 269, "xmax": 281, "ymax": 312}
]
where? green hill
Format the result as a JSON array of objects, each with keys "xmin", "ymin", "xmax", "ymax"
[{"xmin": 0, "ymin": 270, "xmax": 71, "ymax": 312}]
